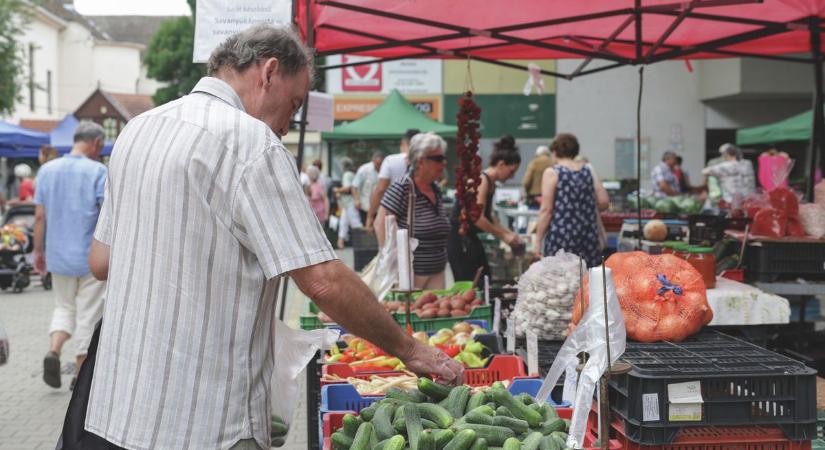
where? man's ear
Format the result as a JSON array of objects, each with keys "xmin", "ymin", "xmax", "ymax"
[{"xmin": 262, "ymin": 57, "xmax": 281, "ymax": 88}]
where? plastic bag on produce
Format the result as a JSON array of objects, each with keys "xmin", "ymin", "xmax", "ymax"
[
  {"xmin": 751, "ymin": 208, "xmax": 787, "ymax": 237},
  {"xmin": 815, "ymin": 181, "xmax": 825, "ymax": 208},
  {"xmin": 271, "ymin": 319, "xmax": 339, "ymax": 432},
  {"xmin": 535, "ymin": 267, "xmax": 626, "ymax": 449},
  {"xmin": 742, "ymin": 191, "xmax": 771, "ymax": 218},
  {"xmin": 573, "ymin": 252, "xmax": 713, "ymax": 343},
  {"xmin": 800, "ymin": 203, "xmax": 825, "ymax": 238},
  {"xmin": 768, "ymin": 187, "xmax": 800, "ymax": 218},
  {"xmin": 512, "ymin": 250, "xmax": 584, "ymax": 340},
  {"xmin": 362, "ymin": 216, "xmax": 398, "ymax": 300}
]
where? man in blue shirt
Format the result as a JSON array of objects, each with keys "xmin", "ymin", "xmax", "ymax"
[{"xmin": 34, "ymin": 121, "xmax": 107, "ymax": 389}]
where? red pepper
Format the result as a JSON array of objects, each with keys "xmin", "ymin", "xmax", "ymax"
[{"xmin": 442, "ymin": 345, "xmax": 462, "ymax": 358}]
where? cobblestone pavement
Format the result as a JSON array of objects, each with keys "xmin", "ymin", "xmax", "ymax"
[{"xmin": 0, "ymin": 249, "xmax": 353, "ymax": 450}]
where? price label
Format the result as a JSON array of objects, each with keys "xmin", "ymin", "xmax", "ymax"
[
  {"xmin": 493, "ymin": 298, "xmax": 502, "ymax": 333},
  {"xmin": 526, "ymin": 330, "xmax": 538, "ymax": 375},
  {"xmin": 484, "ymin": 275, "xmax": 490, "ymax": 305},
  {"xmin": 506, "ymin": 316, "xmax": 515, "ymax": 353}
]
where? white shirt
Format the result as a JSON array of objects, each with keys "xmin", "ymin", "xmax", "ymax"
[
  {"xmin": 353, "ymin": 162, "xmax": 378, "ymax": 212},
  {"xmin": 704, "ymin": 159, "xmax": 756, "ymax": 204},
  {"xmin": 86, "ymin": 77, "xmax": 337, "ymax": 450},
  {"xmin": 378, "ymin": 152, "xmax": 408, "ymax": 183}
]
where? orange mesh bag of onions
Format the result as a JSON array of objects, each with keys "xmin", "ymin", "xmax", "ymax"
[{"xmin": 571, "ymin": 252, "xmax": 713, "ymax": 342}]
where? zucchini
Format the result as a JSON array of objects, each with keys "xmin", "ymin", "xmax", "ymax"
[
  {"xmin": 373, "ymin": 403, "xmax": 397, "ymax": 441},
  {"xmin": 442, "ymin": 429, "xmax": 477, "ymax": 450},
  {"xmin": 405, "ymin": 401, "xmax": 424, "ymax": 450},
  {"xmin": 342, "ymin": 413, "xmax": 362, "ymax": 437},
  {"xmin": 463, "ymin": 411, "xmax": 493, "ymax": 425},
  {"xmin": 434, "ymin": 429, "xmax": 455, "ymax": 450},
  {"xmin": 502, "ymin": 437, "xmax": 520, "ymax": 450},
  {"xmin": 470, "ymin": 437, "xmax": 488, "ymax": 450},
  {"xmin": 444, "ymin": 385, "xmax": 471, "ymax": 418},
  {"xmin": 452, "ymin": 423, "xmax": 515, "ymax": 447},
  {"xmin": 419, "ymin": 430, "xmax": 436, "ymax": 450},
  {"xmin": 466, "ymin": 392, "xmax": 487, "ymax": 412},
  {"xmin": 539, "ymin": 419, "xmax": 566, "ymax": 436},
  {"xmin": 522, "ymin": 432, "xmax": 543, "ymax": 450},
  {"xmin": 350, "ymin": 422, "xmax": 373, "ymax": 450},
  {"xmin": 330, "ymin": 431, "xmax": 353, "ymax": 450},
  {"xmin": 538, "ymin": 435, "xmax": 560, "ymax": 450},
  {"xmin": 495, "ymin": 406, "xmax": 513, "ymax": 418},
  {"xmin": 387, "ymin": 387, "xmax": 427, "ymax": 403},
  {"xmin": 491, "ymin": 388, "xmax": 542, "ymax": 428},
  {"xmin": 518, "ymin": 393, "xmax": 535, "ymax": 405},
  {"xmin": 418, "ymin": 378, "xmax": 454, "ymax": 401},
  {"xmin": 418, "ymin": 403, "xmax": 455, "ymax": 429},
  {"xmin": 491, "ymin": 416, "xmax": 528, "ymax": 434}
]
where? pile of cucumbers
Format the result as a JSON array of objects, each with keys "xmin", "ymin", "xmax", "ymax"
[
  {"xmin": 329, "ymin": 378, "xmax": 573, "ymax": 450},
  {"xmin": 271, "ymin": 415, "xmax": 288, "ymax": 446}
]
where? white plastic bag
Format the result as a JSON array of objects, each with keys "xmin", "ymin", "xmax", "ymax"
[
  {"xmin": 799, "ymin": 203, "xmax": 825, "ymax": 238},
  {"xmin": 0, "ymin": 318, "xmax": 8, "ymax": 366},
  {"xmin": 362, "ymin": 216, "xmax": 399, "ymax": 300},
  {"xmin": 270, "ymin": 319, "xmax": 339, "ymax": 433},
  {"xmin": 534, "ymin": 267, "xmax": 626, "ymax": 448}
]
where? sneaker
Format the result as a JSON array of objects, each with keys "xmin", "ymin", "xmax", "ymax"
[{"xmin": 43, "ymin": 351, "xmax": 61, "ymax": 388}]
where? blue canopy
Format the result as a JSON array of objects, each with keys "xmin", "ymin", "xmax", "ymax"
[
  {"xmin": 0, "ymin": 120, "xmax": 50, "ymax": 158},
  {"xmin": 50, "ymin": 115, "xmax": 114, "ymax": 156}
]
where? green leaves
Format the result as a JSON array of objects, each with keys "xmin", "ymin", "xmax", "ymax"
[{"xmin": 0, "ymin": 0, "xmax": 29, "ymax": 116}]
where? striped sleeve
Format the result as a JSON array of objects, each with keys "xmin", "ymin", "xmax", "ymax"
[
  {"xmin": 232, "ymin": 147, "xmax": 336, "ymax": 279},
  {"xmin": 380, "ymin": 180, "xmax": 408, "ymax": 218},
  {"xmin": 93, "ymin": 174, "xmax": 113, "ymax": 246}
]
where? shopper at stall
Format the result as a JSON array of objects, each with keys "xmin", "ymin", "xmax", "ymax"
[
  {"xmin": 651, "ymin": 151, "xmax": 681, "ymax": 197},
  {"xmin": 11, "ymin": 163, "xmax": 34, "ymax": 204},
  {"xmin": 366, "ymin": 128, "xmax": 420, "ymax": 232},
  {"xmin": 702, "ymin": 143, "xmax": 756, "ymax": 207},
  {"xmin": 80, "ymin": 25, "xmax": 462, "ymax": 450},
  {"xmin": 335, "ymin": 157, "xmax": 361, "ymax": 249},
  {"xmin": 448, "ymin": 136, "xmax": 523, "ymax": 282},
  {"xmin": 34, "ymin": 121, "xmax": 107, "ymax": 389},
  {"xmin": 307, "ymin": 164, "xmax": 329, "ymax": 227},
  {"xmin": 534, "ymin": 133, "xmax": 609, "ymax": 267},
  {"xmin": 522, "ymin": 144, "xmax": 553, "ymax": 208},
  {"xmin": 375, "ymin": 132, "xmax": 451, "ymax": 289},
  {"xmin": 674, "ymin": 155, "xmax": 692, "ymax": 193},
  {"xmin": 353, "ymin": 150, "xmax": 384, "ymax": 223}
]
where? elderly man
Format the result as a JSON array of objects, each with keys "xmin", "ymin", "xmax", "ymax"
[
  {"xmin": 34, "ymin": 121, "xmax": 107, "ymax": 390},
  {"xmin": 651, "ymin": 151, "xmax": 681, "ymax": 197},
  {"xmin": 77, "ymin": 26, "xmax": 461, "ymax": 450},
  {"xmin": 522, "ymin": 145, "xmax": 553, "ymax": 208}
]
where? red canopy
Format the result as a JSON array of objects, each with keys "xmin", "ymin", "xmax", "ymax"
[{"xmin": 296, "ymin": 0, "xmax": 825, "ymax": 69}]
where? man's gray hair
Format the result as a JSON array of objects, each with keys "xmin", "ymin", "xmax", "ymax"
[
  {"xmin": 662, "ymin": 151, "xmax": 678, "ymax": 161},
  {"xmin": 408, "ymin": 132, "xmax": 447, "ymax": 166},
  {"xmin": 207, "ymin": 24, "xmax": 313, "ymax": 79},
  {"xmin": 74, "ymin": 121, "xmax": 105, "ymax": 143},
  {"xmin": 536, "ymin": 145, "xmax": 550, "ymax": 157}
]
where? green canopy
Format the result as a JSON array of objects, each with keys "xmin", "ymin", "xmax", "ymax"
[
  {"xmin": 323, "ymin": 89, "xmax": 457, "ymax": 140},
  {"xmin": 736, "ymin": 109, "xmax": 816, "ymax": 146}
]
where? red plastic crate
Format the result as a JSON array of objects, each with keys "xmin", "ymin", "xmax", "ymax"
[
  {"xmin": 320, "ymin": 354, "xmax": 528, "ymax": 389},
  {"xmin": 322, "ymin": 407, "xmax": 623, "ymax": 450}
]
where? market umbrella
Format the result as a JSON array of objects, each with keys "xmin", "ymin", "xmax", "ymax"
[{"xmin": 0, "ymin": 120, "xmax": 49, "ymax": 158}]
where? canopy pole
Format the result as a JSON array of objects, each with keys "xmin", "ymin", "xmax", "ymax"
[
  {"xmin": 808, "ymin": 16, "xmax": 824, "ymax": 201},
  {"xmin": 636, "ymin": 66, "xmax": 645, "ymax": 251}
]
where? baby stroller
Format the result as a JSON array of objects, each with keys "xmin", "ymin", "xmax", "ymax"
[{"xmin": 0, "ymin": 204, "xmax": 51, "ymax": 293}]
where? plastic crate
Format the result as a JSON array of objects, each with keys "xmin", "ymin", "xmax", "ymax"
[
  {"xmin": 609, "ymin": 415, "xmax": 812, "ymax": 450},
  {"xmin": 814, "ymin": 438, "xmax": 825, "ymax": 450},
  {"xmin": 385, "ymin": 281, "xmax": 476, "ymax": 301},
  {"xmin": 515, "ymin": 338, "xmax": 564, "ymax": 377},
  {"xmin": 393, "ymin": 305, "xmax": 492, "ymax": 332},
  {"xmin": 818, "ymin": 411, "xmax": 825, "ymax": 440},
  {"xmin": 609, "ymin": 330, "xmax": 817, "ymax": 444},
  {"xmin": 688, "ymin": 214, "xmax": 750, "ymax": 246},
  {"xmin": 741, "ymin": 240, "xmax": 825, "ymax": 282}
]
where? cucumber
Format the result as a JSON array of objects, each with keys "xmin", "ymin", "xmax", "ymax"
[
  {"xmin": 330, "ymin": 431, "xmax": 353, "ymax": 450},
  {"xmin": 491, "ymin": 416, "xmax": 528, "ymax": 434},
  {"xmin": 562, "ymin": 419, "xmax": 570, "ymax": 432},
  {"xmin": 491, "ymin": 381, "xmax": 506, "ymax": 390},
  {"xmin": 442, "ymin": 429, "xmax": 477, "ymax": 450},
  {"xmin": 350, "ymin": 422, "xmax": 373, "ymax": 450},
  {"xmin": 271, "ymin": 436, "xmax": 285, "ymax": 447},
  {"xmin": 470, "ymin": 437, "xmax": 488, "ymax": 450},
  {"xmin": 387, "ymin": 387, "xmax": 428, "ymax": 403},
  {"xmin": 495, "ymin": 406, "xmax": 513, "ymax": 418},
  {"xmin": 360, "ymin": 403, "xmax": 379, "ymax": 422},
  {"xmin": 539, "ymin": 435, "xmax": 560, "ymax": 450},
  {"xmin": 491, "ymin": 388, "xmax": 542, "ymax": 428},
  {"xmin": 452, "ymin": 423, "xmax": 515, "ymax": 447},
  {"xmin": 342, "ymin": 413, "xmax": 362, "ymax": 437},
  {"xmin": 463, "ymin": 411, "xmax": 493, "ymax": 425},
  {"xmin": 528, "ymin": 403, "xmax": 542, "ymax": 413},
  {"xmin": 270, "ymin": 420, "xmax": 288, "ymax": 437},
  {"xmin": 518, "ymin": 393, "xmax": 535, "ymax": 405},
  {"xmin": 383, "ymin": 435, "xmax": 406, "ymax": 450},
  {"xmin": 539, "ymin": 419, "xmax": 566, "ymax": 436},
  {"xmin": 418, "ymin": 378, "xmax": 454, "ymax": 401},
  {"xmin": 466, "ymin": 392, "xmax": 487, "ymax": 412},
  {"xmin": 468, "ymin": 405, "xmax": 496, "ymax": 417},
  {"xmin": 434, "ymin": 429, "xmax": 455, "ymax": 450},
  {"xmin": 373, "ymin": 403, "xmax": 397, "ymax": 441},
  {"xmin": 501, "ymin": 437, "xmax": 520, "ymax": 450},
  {"xmin": 550, "ymin": 431, "xmax": 568, "ymax": 446},
  {"xmin": 393, "ymin": 404, "xmax": 405, "ymax": 422},
  {"xmin": 418, "ymin": 403, "xmax": 455, "ymax": 429},
  {"xmin": 443, "ymin": 385, "xmax": 471, "ymax": 419},
  {"xmin": 405, "ymin": 401, "xmax": 424, "ymax": 450},
  {"xmin": 419, "ymin": 430, "xmax": 436, "ymax": 450},
  {"xmin": 522, "ymin": 432, "xmax": 543, "ymax": 450},
  {"xmin": 541, "ymin": 405, "xmax": 558, "ymax": 421}
]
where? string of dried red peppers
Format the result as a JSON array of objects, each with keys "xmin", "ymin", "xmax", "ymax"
[{"xmin": 455, "ymin": 91, "xmax": 482, "ymax": 236}]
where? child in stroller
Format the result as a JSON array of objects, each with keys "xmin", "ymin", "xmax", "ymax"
[{"xmin": 0, "ymin": 205, "xmax": 51, "ymax": 292}]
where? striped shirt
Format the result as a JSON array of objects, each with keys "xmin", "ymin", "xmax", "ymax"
[
  {"xmin": 380, "ymin": 175, "xmax": 450, "ymax": 275},
  {"xmin": 85, "ymin": 77, "xmax": 337, "ymax": 450}
]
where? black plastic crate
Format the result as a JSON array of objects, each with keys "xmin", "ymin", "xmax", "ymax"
[
  {"xmin": 306, "ymin": 351, "xmax": 322, "ymax": 450},
  {"xmin": 688, "ymin": 214, "xmax": 750, "ymax": 246},
  {"xmin": 353, "ymin": 248, "xmax": 377, "ymax": 272},
  {"xmin": 608, "ymin": 330, "xmax": 817, "ymax": 444},
  {"xmin": 741, "ymin": 240, "xmax": 825, "ymax": 282}
]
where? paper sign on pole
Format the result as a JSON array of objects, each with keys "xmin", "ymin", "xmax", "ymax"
[
  {"xmin": 193, "ymin": 0, "xmax": 292, "ymax": 63},
  {"xmin": 297, "ymin": 92, "xmax": 334, "ymax": 132}
]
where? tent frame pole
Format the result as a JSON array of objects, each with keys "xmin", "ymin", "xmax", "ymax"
[{"xmin": 808, "ymin": 17, "xmax": 824, "ymax": 201}]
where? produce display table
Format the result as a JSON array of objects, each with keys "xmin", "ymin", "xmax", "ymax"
[
  {"xmin": 706, "ymin": 276, "xmax": 791, "ymax": 325},
  {"xmin": 754, "ymin": 280, "xmax": 825, "ymax": 322}
]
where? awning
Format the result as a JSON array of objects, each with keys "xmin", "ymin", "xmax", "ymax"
[
  {"xmin": 0, "ymin": 120, "xmax": 50, "ymax": 158},
  {"xmin": 736, "ymin": 108, "xmax": 816, "ymax": 145}
]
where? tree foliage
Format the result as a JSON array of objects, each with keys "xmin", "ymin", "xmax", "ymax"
[
  {"xmin": 0, "ymin": 0, "xmax": 29, "ymax": 116},
  {"xmin": 144, "ymin": 0, "xmax": 206, "ymax": 105}
]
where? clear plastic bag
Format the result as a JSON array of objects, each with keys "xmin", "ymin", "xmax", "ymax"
[{"xmin": 362, "ymin": 216, "xmax": 398, "ymax": 300}]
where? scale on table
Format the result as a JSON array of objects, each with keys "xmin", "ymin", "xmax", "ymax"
[{"xmin": 617, "ymin": 218, "xmax": 689, "ymax": 252}]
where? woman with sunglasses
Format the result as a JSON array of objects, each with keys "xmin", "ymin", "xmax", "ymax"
[
  {"xmin": 448, "ymin": 135, "xmax": 523, "ymax": 283},
  {"xmin": 375, "ymin": 132, "xmax": 451, "ymax": 289}
]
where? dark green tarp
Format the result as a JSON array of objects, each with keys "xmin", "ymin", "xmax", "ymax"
[{"xmin": 736, "ymin": 109, "xmax": 815, "ymax": 145}]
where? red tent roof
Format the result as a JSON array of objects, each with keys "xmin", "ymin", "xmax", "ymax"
[{"xmin": 297, "ymin": 0, "xmax": 825, "ymax": 67}]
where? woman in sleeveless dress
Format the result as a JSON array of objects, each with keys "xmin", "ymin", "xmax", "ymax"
[{"xmin": 533, "ymin": 133, "xmax": 609, "ymax": 268}]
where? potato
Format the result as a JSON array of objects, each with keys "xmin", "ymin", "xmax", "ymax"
[
  {"xmin": 462, "ymin": 290, "xmax": 476, "ymax": 302},
  {"xmin": 449, "ymin": 298, "xmax": 466, "ymax": 310},
  {"xmin": 450, "ymin": 309, "xmax": 467, "ymax": 317},
  {"xmin": 419, "ymin": 292, "xmax": 437, "ymax": 304},
  {"xmin": 418, "ymin": 309, "xmax": 437, "ymax": 319},
  {"xmin": 470, "ymin": 299, "xmax": 482, "ymax": 307},
  {"xmin": 452, "ymin": 322, "xmax": 473, "ymax": 334},
  {"xmin": 437, "ymin": 308, "xmax": 451, "ymax": 318}
]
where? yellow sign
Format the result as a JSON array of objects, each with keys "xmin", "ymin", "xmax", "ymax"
[{"xmin": 334, "ymin": 96, "xmax": 441, "ymax": 121}]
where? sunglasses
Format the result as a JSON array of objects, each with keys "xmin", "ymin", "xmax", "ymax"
[{"xmin": 424, "ymin": 154, "xmax": 447, "ymax": 163}]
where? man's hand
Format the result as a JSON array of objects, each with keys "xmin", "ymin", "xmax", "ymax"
[
  {"xmin": 34, "ymin": 250, "xmax": 46, "ymax": 275},
  {"xmin": 398, "ymin": 339, "xmax": 464, "ymax": 385}
]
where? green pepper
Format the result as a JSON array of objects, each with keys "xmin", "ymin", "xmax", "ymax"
[{"xmin": 464, "ymin": 341, "xmax": 484, "ymax": 354}]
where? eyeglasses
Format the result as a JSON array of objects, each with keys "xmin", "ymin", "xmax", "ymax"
[{"xmin": 424, "ymin": 154, "xmax": 446, "ymax": 163}]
